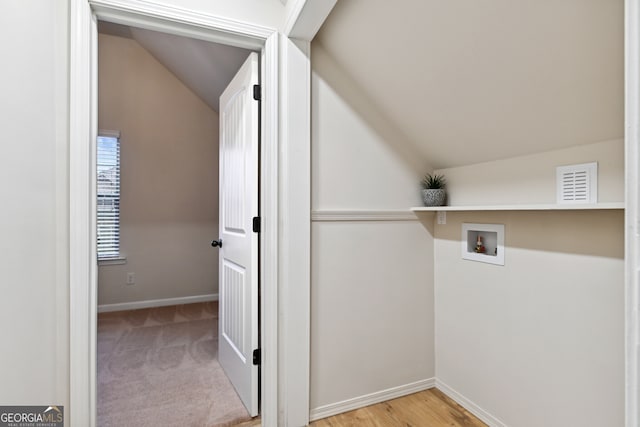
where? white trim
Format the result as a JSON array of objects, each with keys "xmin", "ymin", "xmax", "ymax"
[
  {"xmin": 70, "ymin": 0, "xmax": 96, "ymax": 425},
  {"xmin": 625, "ymin": 0, "xmax": 640, "ymax": 425},
  {"xmin": 311, "ymin": 210, "xmax": 419, "ymax": 222},
  {"xmin": 284, "ymin": 0, "xmax": 338, "ymax": 40},
  {"xmin": 89, "ymin": 15, "xmax": 99, "ymax": 427},
  {"xmin": 284, "ymin": 0, "xmax": 306, "ymax": 36},
  {"xmin": 309, "ymin": 378, "xmax": 436, "ymax": 422},
  {"xmin": 260, "ymin": 32, "xmax": 280, "ymax": 427},
  {"xmin": 436, "ymin": 380, "xmax": 508, "ymax": 427},
  {"xmin": 279, "ymin": 37, "xmax": 311, "ymax": 426},
  {"xmin": 413, "ymin": 202, "xmax": 625, "ymax": 212},
  {"xmin": 98, "ymin": 129, "xmax": 120, "ymax": 138},
  {"xmin": 98, "ymin": 293, "xmax": 218, "ymax": 313},
  {"xmin": 98, "ymin": 256, "xmax": 127, "ymax": 266},
  {"xmin": 90, "ymin": 0, "xmax": 272, "ymax": 49}
]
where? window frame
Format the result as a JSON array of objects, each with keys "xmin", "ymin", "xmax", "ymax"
[{"xmin": 96, "ymin": 130, "xmax": 123, "ymax": 262}]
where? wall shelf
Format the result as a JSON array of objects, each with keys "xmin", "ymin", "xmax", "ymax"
[{"xmin": 411, "ymin": 202, "xmax": 624, "ymax": 212}]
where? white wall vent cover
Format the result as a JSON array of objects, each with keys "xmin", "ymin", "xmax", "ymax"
[{"xmin": 556, "ymin": 162, "xmax": 598, "ymax": 204}]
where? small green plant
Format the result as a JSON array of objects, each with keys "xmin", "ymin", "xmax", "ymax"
[{"xmin": 421, "ymin": 174, "xmax": 446, "ymax": 189}]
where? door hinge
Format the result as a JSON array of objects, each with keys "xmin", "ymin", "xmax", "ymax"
[
  {"xmin": 253, "ymin": 84, "xmax": 261, "ymax": 101},
  {"xmin": 252, "ymin": 216, "xmax": 261, "ymax": 233},
  {"xmin": 252, "ymin": 348, "xmax": 261, "ymax": 366}
]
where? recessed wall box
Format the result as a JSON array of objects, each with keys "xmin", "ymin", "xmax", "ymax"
[{"xmin": 461, "ymin": 223, "xmax": 505, "ymax": 266}]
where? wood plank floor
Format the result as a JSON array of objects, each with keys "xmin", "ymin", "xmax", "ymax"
[{"xmin": 310, "ymin": 388, "xmax": 486, "ymax": 427}]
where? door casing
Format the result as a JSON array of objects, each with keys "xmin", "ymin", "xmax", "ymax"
[{"xmin": 69, "ymin": 1, "xmax": 312, "ymax": 426}]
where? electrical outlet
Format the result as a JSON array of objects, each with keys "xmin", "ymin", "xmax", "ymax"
[{"xmin": 126, "ymin": 272, "xmax": 135, "ymax": 285}]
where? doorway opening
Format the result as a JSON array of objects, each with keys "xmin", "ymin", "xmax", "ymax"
[{"xmin": 95, "ymin": 21, "xmax": 260, "ymax": 426}]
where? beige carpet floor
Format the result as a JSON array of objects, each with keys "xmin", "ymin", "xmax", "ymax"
[{"xmin": 97, "ymin": 302, "xmax": 254, "ymax": 427}]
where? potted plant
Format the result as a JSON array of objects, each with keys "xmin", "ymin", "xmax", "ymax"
[{"xmin": 421, "ymin": 173, "xmax": 447, "ymax": 206}]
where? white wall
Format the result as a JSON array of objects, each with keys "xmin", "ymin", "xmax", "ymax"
[
  {"xmin": 0, "ymin": 0, "xmax": 70, "ymax": 416},
  {"xmin": 311, "ymin": 220, "xmax": 435, "ymax": 409},
  {"xmin": 435, "ymin": 139, "xmax": 624, "ymax": 206},
  {"xmin": 430, "ymin": 141, "xmax": 625, "ymax": 426},
  {"xmin": 311, "ymin": 46, "xmax": 430, "ymax": 210},
  {"xmin": 310, "ymin": 43, "xmax": 435, "ymax": 413},
  {"xmin": 434, "ymin": 210, "xmax": 624, "ymax": 427},
  {"xmin": 97, "ymin": 34, "xmax": 219, "ymax": 306}
]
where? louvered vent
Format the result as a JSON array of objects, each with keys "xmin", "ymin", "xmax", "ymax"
[{"xmin": 556, "ymin": 162, "xmax": 598, "ymax": 204}]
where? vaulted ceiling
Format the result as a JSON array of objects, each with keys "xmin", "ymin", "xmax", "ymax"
[
  {"xmin": 314, "ymin": 0, "xmax": 624, "ymax": 169},
  {"xmin": 98, "ymin": 21, "xmax": 252, "ymax": 112},
  {"xmin": 98, "ymin": 2, "xmax": 624, "ymax": 169}
]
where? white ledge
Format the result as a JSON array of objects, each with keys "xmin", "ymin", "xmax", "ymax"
[
  {"xmin": 98, "ymin": 256, "xmax": 127, "ymax": 266},
  {"xmin": 411, "ymin": 202, "xmax": 625, "ymax": 212}
]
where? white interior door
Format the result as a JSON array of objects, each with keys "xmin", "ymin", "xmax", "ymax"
[{"xmin": 217, "ymin": 52, "xmax": 259, "ymax": 416}]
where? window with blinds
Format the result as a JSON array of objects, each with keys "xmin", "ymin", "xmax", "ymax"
[{"xmin": 97, "ymin": 133, "xmax": 121, "ymax": 259}]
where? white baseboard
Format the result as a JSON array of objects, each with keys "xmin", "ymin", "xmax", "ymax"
[
  {"xmin": 97, "ymin": 293, "xmax": 218, "ymax": 313},
  {"xmin": 436, "ymin": 379, "xmax": 507, "ymax": 427},
  {"xmin": 309, "ymin": 378, "xmax": 435, "ymax": 422}
]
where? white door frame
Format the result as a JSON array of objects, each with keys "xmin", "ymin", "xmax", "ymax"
[
  {"xmin": 69, "ymin": 1, "xmax": 316, "ymax": 426},
  {"xmin": 626, "ymin": 1, "xmax": 640, "ymax": 426}
]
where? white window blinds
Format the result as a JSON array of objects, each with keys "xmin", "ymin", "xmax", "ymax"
[{"xmin": 97, "ymin": 133, "xmax": 121, "ymax": 259}]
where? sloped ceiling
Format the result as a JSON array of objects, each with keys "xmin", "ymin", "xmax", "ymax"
[
  {"xmin": 314, "ymin": 0, "xmax": 624, "ymax": 169},
  {"xmin": 98, "ymin": 21, "xmax": 252, "ymax": 112}
]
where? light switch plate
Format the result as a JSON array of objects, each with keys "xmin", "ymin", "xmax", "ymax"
[{"xmin": 437, "ymin": 211, "xmax": 446, "ymax": 225}]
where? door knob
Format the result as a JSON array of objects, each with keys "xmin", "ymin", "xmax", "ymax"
[{"xmin": 211, "ymin": 239, "xmax": 223, "ymax": 248}]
